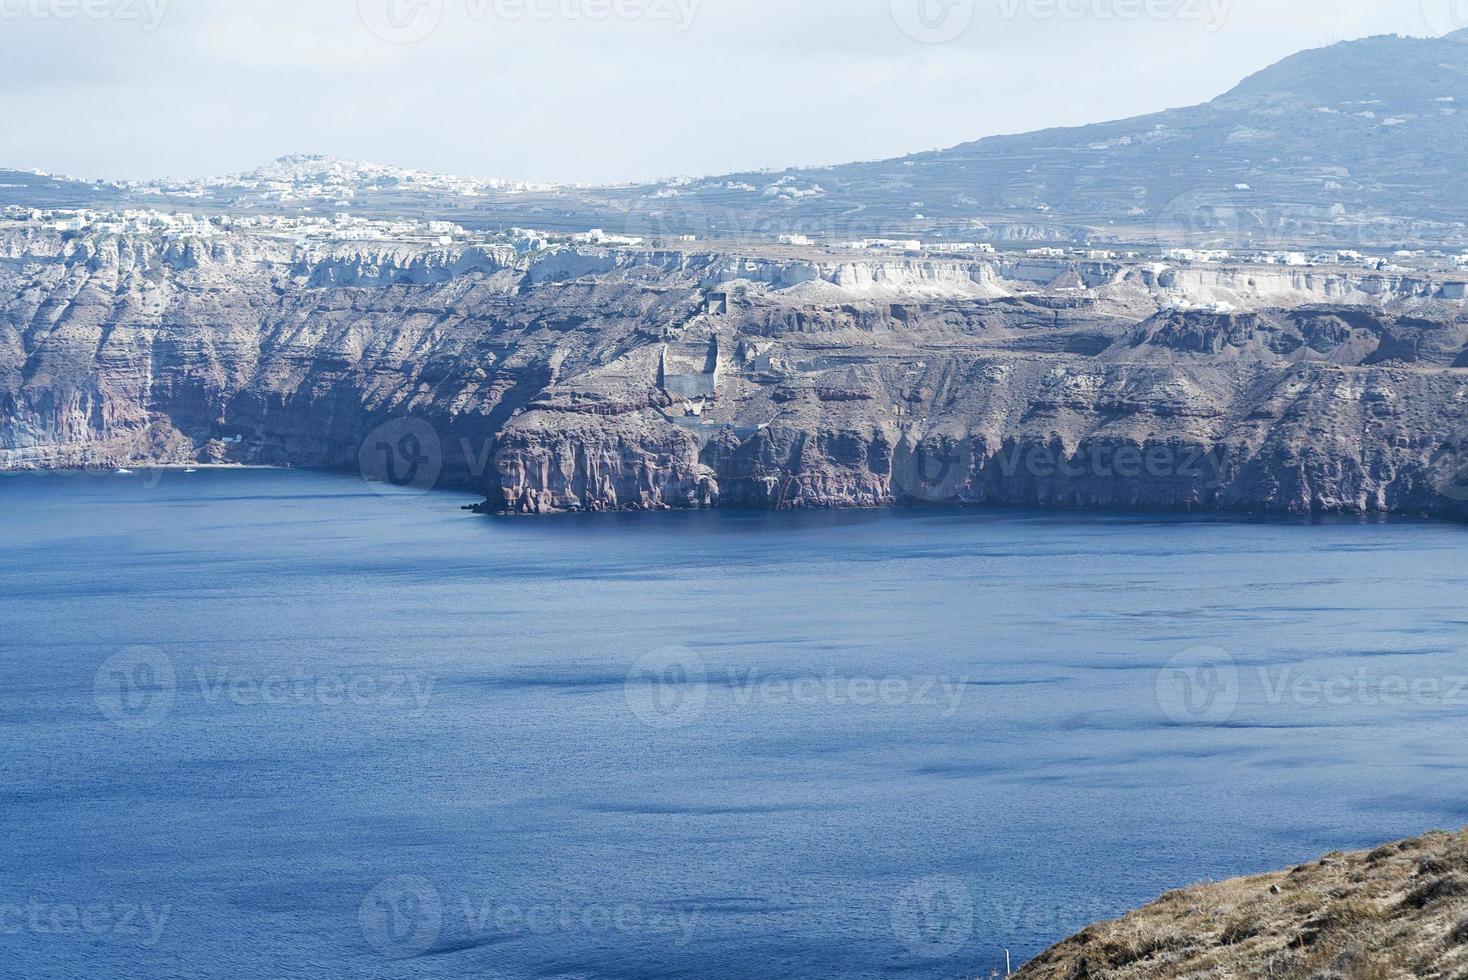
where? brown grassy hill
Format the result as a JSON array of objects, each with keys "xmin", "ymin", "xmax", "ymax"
[{"xmin": 1017, "ymin": 830, "xmax": 1468, "ymax": 979}]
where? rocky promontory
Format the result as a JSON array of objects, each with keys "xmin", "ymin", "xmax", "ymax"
[{"xmin": 1018, "ymin": 829, "xmax": 1468, "ymax": 978}]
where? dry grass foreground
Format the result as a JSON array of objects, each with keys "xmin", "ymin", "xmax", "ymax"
[{"xmin": 1017, "ymin": 829, "xmax": 1468, "ymax": 979}]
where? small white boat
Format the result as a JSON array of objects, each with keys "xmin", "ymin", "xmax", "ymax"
[
  {"xmin": 115, "ymin": 468, "xmax": 135, "ymax": 475},
  {"xmin": 184, "ymin": 467, "xmax": 198, "ymax": 474}
]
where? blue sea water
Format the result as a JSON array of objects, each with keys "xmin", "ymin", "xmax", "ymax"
[{"xmin": 1, "ymin": 468, "xmax": 1466, "ymax": 979}]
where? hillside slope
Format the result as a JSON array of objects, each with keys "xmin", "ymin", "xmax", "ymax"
[
  {"xmin": 615, "ymin": 31, "xmax": 1468, "ymax": 246},
  {"xmin": 7, "ymin": 34, "xmax": 1468, "ymax": 248},
  {"xmin": 1018, "ymin": 829, "xmax": 1468, "ymax": 979}
]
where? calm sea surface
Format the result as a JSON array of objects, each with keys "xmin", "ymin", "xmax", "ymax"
[{"xmin": 2, "ymin": 469, "xmax": 1466, "ymax": 979}]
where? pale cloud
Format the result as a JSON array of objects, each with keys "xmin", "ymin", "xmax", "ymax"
[{"xmin": 193, "ymin": 18, "xmax": 403, "ymax": 71}]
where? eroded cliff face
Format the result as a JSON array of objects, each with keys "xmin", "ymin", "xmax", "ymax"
[
  {"xmin": 0, "ymin": 232, "xmax": 698, "ymax": 484},
  {"xmin": 3, "ymin": 229, "xmax": 1468, "ymax": 520}
]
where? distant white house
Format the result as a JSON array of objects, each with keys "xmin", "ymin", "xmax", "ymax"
[{"xmin": 1163, "ymin": 248, "xmax": 1231, "ymax": 264}]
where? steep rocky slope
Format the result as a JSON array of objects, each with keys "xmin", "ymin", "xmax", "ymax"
[
  {"xmin": 3, "ymin": 228, "xmax": 1468, "ymax": 520},
  {"xmin": 1017, "ymin": 829, "xmax": 1468, "ymax": 979}
]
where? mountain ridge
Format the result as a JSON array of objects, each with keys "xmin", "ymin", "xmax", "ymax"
[{"xmin": 5, "ymin": 31, "xmax": 1468, "ymax": 247}]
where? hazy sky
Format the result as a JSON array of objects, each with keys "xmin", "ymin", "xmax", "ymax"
[{"xmin": 3, "ymin": 0, "xmax": 1463, "ymax": 183}]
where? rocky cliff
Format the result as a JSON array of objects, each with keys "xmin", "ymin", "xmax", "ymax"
[{"xmin": 3, "ymin": 228, "xmax": 1468, "ymax": 520}]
